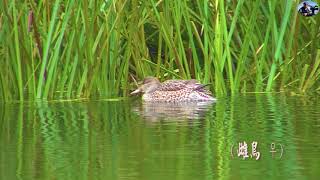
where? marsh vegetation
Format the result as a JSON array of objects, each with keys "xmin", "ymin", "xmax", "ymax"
[{"xmin": 0, "ymin": 0, "xmax": 319, "ymax": 101}]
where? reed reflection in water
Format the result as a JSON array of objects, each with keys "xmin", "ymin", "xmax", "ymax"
[{"xmin": 0, "ymin": 95, "xmax": 319, "ymax": 180}]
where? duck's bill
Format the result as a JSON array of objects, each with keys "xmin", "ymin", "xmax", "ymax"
[{"xmin": 130, "ymin": 89, "xmax": 141, "ymax": 95}]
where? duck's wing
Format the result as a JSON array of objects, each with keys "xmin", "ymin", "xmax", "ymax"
[
  {"xmin": 158, "ymin": 79, "xmax": 201, "ymax": 91},
  {"xmin": 158, "ymin": 80, "xmax": 212, "ymax": 95},
  {"xmin": 157, "ymin": 81, "xmax": 188, "ymax": 91},
  {"xmin": 163, "ymin": 79, "xmax": 199, "ymax": 85}
]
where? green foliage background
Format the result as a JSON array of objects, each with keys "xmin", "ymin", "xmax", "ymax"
[{"xmin": 0, "ymin": 0, "xmax": 320, "ymax": 101}]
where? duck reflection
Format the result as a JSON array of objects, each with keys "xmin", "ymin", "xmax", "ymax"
[{"xmin": 132, "ymin": 101, "xmax": 215, "ymax": 122}]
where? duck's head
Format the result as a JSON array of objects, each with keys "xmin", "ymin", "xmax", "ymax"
[{"xmin": 130, "ymin": 77, "xmax": 161, "ymax": 95}]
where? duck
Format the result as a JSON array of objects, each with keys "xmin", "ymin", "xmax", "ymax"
[{"xmin": 130, "ymin": 77, "xmax": 216, "ymax": 102}]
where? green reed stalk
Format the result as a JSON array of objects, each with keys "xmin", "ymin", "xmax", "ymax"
[
  {"xmin": 36, "ymin": 0, "xmax": 61, "ymax": 99},
  {"xmin": 44, "ymin": 0, "xmax": 75, "ymax": 99},
  {"xmin": 266, "ymin": 0, "xmax": 293, "ymax": 91},
  {"xmin": 234, "ymin": 0, "xmax": 260, "ymax": 92},
  {"xmin": 12, "ymin": 1, "xmax": 24, "ymax": 101}
]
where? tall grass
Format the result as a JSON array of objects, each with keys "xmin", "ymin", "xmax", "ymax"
[{"xmin": 0, "ymin": 0, "xmax": 319, "ymax": 101}]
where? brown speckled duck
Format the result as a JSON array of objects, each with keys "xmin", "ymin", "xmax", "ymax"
[{"xmin": 130, "ymin": 77, "xmax": 216, "ymax": 102}]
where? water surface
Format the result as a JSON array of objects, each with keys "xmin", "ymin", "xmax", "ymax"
[{"xmin": 1, "ymin": 95, "xmax": 319, "ymax": 179}]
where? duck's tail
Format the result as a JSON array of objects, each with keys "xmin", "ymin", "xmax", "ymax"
[{"xmin": 192, "ymin": 84, "xmax": 212, "ymax": 95}]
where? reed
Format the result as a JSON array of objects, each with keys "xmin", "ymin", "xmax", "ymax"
[{"xmin": 0, "ymin": 0, "xmax": 319, "ymax": 101}]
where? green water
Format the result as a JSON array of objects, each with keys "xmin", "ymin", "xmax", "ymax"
[{"xmin": 1, "ymin": 95, "xmax": 319, "ymax": 180}]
